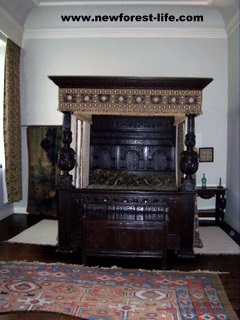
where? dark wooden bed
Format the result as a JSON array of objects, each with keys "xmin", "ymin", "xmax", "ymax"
[{"xmin": 50, "ymin": 76, "xmax": 212, "ymax": 268}]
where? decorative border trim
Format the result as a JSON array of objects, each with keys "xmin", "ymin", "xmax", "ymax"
[{"xmin": 59, "ymin": 88, "xmax": 202, "ymax": 116}]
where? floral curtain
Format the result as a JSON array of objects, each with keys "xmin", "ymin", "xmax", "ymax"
[{"xmin": 3, "ymin": 39, "xmax": 22, "ymax": 203}]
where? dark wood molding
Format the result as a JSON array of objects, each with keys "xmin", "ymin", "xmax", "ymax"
[{"xmin": 49, "ymin": 75, "xmax": 213, "ymax": 90}]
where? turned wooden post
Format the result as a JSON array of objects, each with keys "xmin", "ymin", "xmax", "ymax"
[
  {"xmin": 57, "ymin": 112, "xmax": 76, "ymax": 190},
  {"xmin": 56, "ymin": 112, "xmax": 76, "ymax": 253},
  {"xmin": 180, "ymin": 114, "xmax": 199, "ymax": 191}
]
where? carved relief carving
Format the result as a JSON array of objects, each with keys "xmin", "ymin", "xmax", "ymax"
[{"xmin": 90, "ymin": 116, "xmax": 176, "ymax": 174}]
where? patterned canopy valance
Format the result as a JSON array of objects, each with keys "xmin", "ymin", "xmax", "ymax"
[{"xmin": 49, "ymin": 76, "xmax": 213, "ymax": 122}]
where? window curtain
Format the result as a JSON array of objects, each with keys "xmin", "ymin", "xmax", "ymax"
[{"xmin": 3, "ymin": 39, "xmax": 22, "ymax": 203}]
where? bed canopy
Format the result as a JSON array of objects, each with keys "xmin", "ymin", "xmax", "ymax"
[
  {"xmin": 50, "ymin": 76, "xmax": 213, "ymax": 192},
  {"xmin": 51, "ymin": 76, "xmax": 211, "ymax": 122}
]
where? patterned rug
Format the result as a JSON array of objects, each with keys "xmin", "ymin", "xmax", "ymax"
[{"xmin": 0, "ymin": 261, "xmax": 238, "ymax": 319}]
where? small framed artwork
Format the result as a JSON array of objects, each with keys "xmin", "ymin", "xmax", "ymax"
[{"xmin": 199, "ymin": 147, "xmax": 214, "ymax": 162}]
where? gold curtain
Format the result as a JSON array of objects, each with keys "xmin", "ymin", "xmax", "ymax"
[{"xmin": 3, "ymin": 39, "xmax": 22, "ymax": 203}]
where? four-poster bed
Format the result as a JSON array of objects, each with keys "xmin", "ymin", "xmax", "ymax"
[{"xmin": 49, "ymin": 76, "xmax": 213, "ymax": 268}]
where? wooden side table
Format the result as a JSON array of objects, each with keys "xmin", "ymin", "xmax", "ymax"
[{"xmin": 196, "ymin": 187, "xmax": 227, "ymax": 225}]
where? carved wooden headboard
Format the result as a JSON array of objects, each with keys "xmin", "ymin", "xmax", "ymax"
[{"xmin": 90, "ymin": 115, "xmax": 176, "ymax": 176}]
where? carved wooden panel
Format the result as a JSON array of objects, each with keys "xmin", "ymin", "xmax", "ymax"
[
  {"xmin": 70, "ymin": 193, "xmax": 84, "ymax": 247},
  {"xmin": 58, "ymin": 188, "xmax": 194, "ymax": 258},
  {"xmin": 90, "ymin": 115, "xmax": 176, "ymax": 174},
  {"xmin": 82, "ymin": 219, "xmax": 168, "ymax": 269},
  {"xmin": 82, "ymin": 193, "xmax": 169, "ymax": 222}
]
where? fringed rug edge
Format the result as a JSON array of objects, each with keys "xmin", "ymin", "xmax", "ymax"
[{"xmin": 0, "ymin": 260, "xmax": 229, "ymax": 274}]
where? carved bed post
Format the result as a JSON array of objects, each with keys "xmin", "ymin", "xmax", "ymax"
[
  {"xmin": 180, "ymin": 114, "xmax": 198, "ymax": 191},
  {"xmin": 56, "ymin": 112, "xmax": 76, "ymax": 253},
  {"xmin": 57, "ymin": 112, "xmax": 76, "ymax": 190}
]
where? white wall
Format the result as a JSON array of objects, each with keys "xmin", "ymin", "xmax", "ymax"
[
  {"xmin": 17, "ymin": 35, "xmax": 228, "ymax": 215},
  {"xmin": 226, "ymin": 22, "xmax": 240, "ymax": 232}
]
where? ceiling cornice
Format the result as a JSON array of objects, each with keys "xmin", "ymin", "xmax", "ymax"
[
  {"xmin": 31, "ymin": 0, "xmax": 41, "ymax": 5},
  {"xmin": 38, "ymin": 0, "xmax": 214, "ymax": 6},
  {"xmin": 23, "ymin": 27, "xmax": 227, "ymax": 39},
  {"xmin": 226, "ymin": 10, "xmax": 240, "ymax": 37},
  {"xmin": 0, "ymin": 4, "xmax": 24, "ymax": 46}
]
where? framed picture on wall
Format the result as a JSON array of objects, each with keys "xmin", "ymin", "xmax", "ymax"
[{"xmin": 199, "ymin": 147, "xmax": 214, "ymax": 162}]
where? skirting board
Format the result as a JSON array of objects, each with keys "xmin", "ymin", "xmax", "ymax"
[
  {"xmin": 0, "ymin": 203, "xmax": 14, "ymax": 221},
  {"xmin": 224, "ymin": 216, "xmax": 240, "ymax": 237},
  {"xmin": 13, "ymin": 205, "xmax": 28, "ymax": 214}
]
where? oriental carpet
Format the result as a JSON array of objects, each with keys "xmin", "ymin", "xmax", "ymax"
[{"xmin": 0, "ymin": 262, "xmax": 238, "ymax": 319}]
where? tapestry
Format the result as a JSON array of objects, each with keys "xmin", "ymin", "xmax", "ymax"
[
  {"xmin": 0, "ymin": 262, "xmax": 238, "ymax": 319},
  {"xmin": 27, "ymin": 126, "xmax": 62, "ymax": 217}
]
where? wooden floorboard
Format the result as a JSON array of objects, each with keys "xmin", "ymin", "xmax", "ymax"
[{"xmin": 0, "ymin": 214, "xmax": 239, "ymax": 318}]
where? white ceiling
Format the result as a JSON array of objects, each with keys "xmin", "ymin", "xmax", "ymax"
[{"xmin": 0, "ymin": 0, "xmax": 239, "ymax": 29}]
